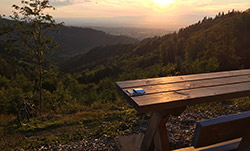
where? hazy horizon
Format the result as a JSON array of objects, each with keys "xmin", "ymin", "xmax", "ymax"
[
  {"xmin": 1, "ymin": 0, "xmax": 250, "ymax": 29},
  {"xmin": 54, "ymin": 16, "xmax": 194, "ymax": 29}
]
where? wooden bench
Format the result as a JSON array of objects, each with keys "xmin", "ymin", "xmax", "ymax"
[
  {"xmin": 115, "ymin": 69, "xmax": 250, "ymax": 151},
  {"xmin": 115, "ymin": 111, "xmax": 250, "ymax": 151},
  {"xmin": 176, "ymin": 111, "xmax": 250, "ymax": 151}
]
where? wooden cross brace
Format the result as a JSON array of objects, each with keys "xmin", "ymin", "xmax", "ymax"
[{"xmin": 141, "ymin": 107, "xmax": 186, "ymax": 151}]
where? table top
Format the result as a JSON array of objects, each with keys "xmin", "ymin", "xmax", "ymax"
[{"xmin": 115, "ymin": 69, "xmax": 250, "ymax": 113}]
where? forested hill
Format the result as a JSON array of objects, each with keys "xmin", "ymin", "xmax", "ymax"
[
  {"xmin": 62, "ymin": 9, "xmax": 250, "ymax": 83},
  {"xmin": 60, "ymin": 43, "xmax": 137, "ymax": 72},
  {"xmin": 0, "ymin": 18, "xmax": 138, "ymax": 59},
  {"xmin": 52, "ymin": 26, "xmax": 138, "ymax": 58}
]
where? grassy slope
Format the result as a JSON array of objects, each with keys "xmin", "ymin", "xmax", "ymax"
[
  {"xmin": 0, "ymin": 100, "xmax": 142, "ymax": 150},
  {"xmin": 1, "ymin": 98, "xmax": 250, "ymax": 150}
]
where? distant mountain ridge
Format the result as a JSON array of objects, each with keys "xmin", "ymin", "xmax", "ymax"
[
  {"xmin": 60, "ymin": 43, "xmax": 137, "ymax": 72},
  {"xmin": 52, "ymin": 26, "xmax": 138, "ymax": 58},
  {"xmin": 0, "ymin": 18, "xmax": 138, "ymax": 59}
]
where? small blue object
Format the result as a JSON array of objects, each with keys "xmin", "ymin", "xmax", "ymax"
[
  {"xmin": 127, "ymin": 88, "xmax": 145, "ymax": 96},
  {"xmin": 133, "ymin": 88, "xmax": 146, "ymax": 94}
]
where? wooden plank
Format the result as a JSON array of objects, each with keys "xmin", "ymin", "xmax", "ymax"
[
  {"xmin": 173, "ymin": 138, "xmax": 241, "ymax": 151},
  {"xmin": 130, "ymin": 81, "xmax": 250, "ymax": 112},
  {"xmin": 116, "ymin": 69, "xmax": 250, "ymax": 89},
  {"xmin": 192, "ymin": 111, "xmax": 250, "ymax": 148},
  {"xmin": 115, "ymin": 134, "xmax": 144, "ymax": 151},
  {"xmin": 115, "ymin": 135, "xmax": 241, "ymax": 151},
  {"xmin": 123, "ymin": 75, "xmax": 250, "ymax": 95}
]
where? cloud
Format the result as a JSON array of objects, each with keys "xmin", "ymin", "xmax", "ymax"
[{"xmin": 51, "ymin": 0, "xmax": 92, "ymax": 7}]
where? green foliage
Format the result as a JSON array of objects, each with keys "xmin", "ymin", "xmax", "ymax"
[
  {"xmin": 182, "ymin": 57, "xmax": 220, "ymax": 74},
  {"xmin": 0, "ymin": 74, "xmax": 34, "ymax": 114},
  {"xmin": 1, "ymin": 0, "xmax": 63, "ymax": 111}
]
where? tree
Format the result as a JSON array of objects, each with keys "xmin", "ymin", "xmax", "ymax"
[{"xmin": 3, "ymin": 0, "xmax": 62, "ymax": 111}]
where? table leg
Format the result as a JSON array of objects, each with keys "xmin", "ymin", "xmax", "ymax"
[
  {"xmin": 141, "ymin": 107, "xmax": 186, "ymax": 151},
  {"xmin": 141, "ymin": 112, "xmax": 171, "ymax": 151},
  {"xmin": 158, "ymin": 115, "xmax": 171, "ymax": 150},
  {"xmin": 153, "ymin": 115, "xmax": 171, "ymax": 151}
]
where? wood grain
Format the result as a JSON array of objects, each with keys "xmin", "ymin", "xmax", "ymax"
[
  {"xmin": 116, "ymin": 69, "xmax": 250, "ymax": 112},
  {"xmin": 131, "ymin": 81, "xmax": 250, "ymax": 112},
  {"xmin": 116, "ymin": 69, "xmax": 250, "ymax": 89},
  {"xmin": 123, "ymin": 75, "xmax": 250, "ymax": 95}
]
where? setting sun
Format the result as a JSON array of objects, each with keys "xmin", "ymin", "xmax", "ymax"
[{"xmin": 153, "ymin": 0, "xmax": 174, "ymax": 6}]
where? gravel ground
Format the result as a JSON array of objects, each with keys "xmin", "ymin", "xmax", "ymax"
[
  {"xmin": 31, "ymin": 103, "xmax": 250, "ymax": 151},
  {"xmin": 33, "ymin": 136, "xmax": 117, "ymax": 151}
]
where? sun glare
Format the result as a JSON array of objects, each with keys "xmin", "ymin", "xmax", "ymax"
[{"xmin": 153, "ymin": 0, "xmax": 174, "ymax": 6}]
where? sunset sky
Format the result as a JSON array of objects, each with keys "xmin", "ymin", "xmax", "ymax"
[{"xmin": 0, "ymin": 0, "xmax": 250, "ymax": 28}]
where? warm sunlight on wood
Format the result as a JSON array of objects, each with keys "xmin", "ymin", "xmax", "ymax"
[{"xmin": 153, "ymin": 0, "xmax": 174, "ymax": 6}]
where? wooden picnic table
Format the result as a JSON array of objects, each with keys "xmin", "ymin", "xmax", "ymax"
[{"xmin": 115, "ymin": 69, "xmax": 250, "ymax": 151}]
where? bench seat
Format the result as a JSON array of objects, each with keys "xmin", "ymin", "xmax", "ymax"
[
  {"xmin": 115, "ymin": 135, "xmax": 241, "ymax": 151},
  {"xmin": 173, "ymin": 138, "xmax": 240, "ymax": 151}
]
